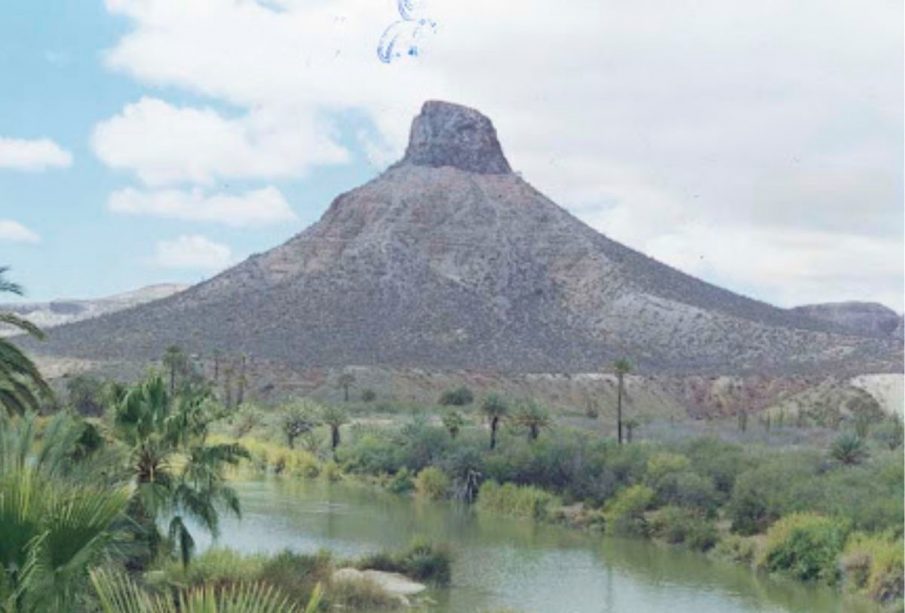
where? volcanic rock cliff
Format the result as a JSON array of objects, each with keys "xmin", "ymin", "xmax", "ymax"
[{"xmin": 27, "ymin": 101, "xmax": 903, "ymax": 375}]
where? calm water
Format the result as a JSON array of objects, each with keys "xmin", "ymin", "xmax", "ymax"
[{"xmin": 194, "ymin": 478, "xmax": 875, "ymax": 613}]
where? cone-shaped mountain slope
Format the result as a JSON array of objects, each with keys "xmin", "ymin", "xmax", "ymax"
[{"xmin": 31, "ymin": 101, "xmax": 901, "ymax": 375}]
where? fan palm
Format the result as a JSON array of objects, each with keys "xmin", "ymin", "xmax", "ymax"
[
  {"xmin": 0, "ymin": 268, "xmax": 52, "ymax": 416},
  {"xmin": 514, "ymin": 400, "xmax": 551, "ymax": 441},
  {"xmin": 320, "ymin": 405, "xmax": 348, "ymax": 459},
  {"xmin": 0, "ymin": 413, "xmax": 130, "ymax": 612},
  {"xmin": 480, "ymin": 394, "xmax": 508, "ymax": 450},
  {"xmin": 113, "ymin": 376, "xmax": 248, "ymax": 567},
  {"xmin": 91, "ymin": 568, "xmax": 322, "ymax": 613},
  {"xmin": 612, "ymin": 358, "xmax": 632, "ymax": 445}
]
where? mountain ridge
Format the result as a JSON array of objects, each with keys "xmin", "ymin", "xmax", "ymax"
[{"xmin": 21, "ymin": 101, "xmax": 902, "ymax": 376}]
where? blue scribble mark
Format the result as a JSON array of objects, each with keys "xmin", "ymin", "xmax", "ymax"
[{"xmin": 377, "ymin": 0, "xmax": 437, "ymax": 64}]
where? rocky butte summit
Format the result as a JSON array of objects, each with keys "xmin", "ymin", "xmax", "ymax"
[{"xmin": 28, "ymin": 101, "xmax": 903, "ymax": 376}]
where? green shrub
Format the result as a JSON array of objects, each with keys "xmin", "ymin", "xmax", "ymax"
[
  {"xmin": 387, "ymin": 468, "xmax": 414, "ymax": 494},
  {"xmin": 840, "ymin": 533, "xmax": 904, "ymax": 603},
  {"xmin": 682, "ymin": 437, "xmax": 745, "ymax": 496},
  {"xmin": 414, "ymin": 466, "xmax": 451, "ymax": 500},
  {"xmin": 604, "ymin": 485, "xmax": 655, "ymax": 537},
  {"xmin": 439, "ymin": 386, "xmax": 474, "ymax": 406},
  {"xmin": 712, "ymin": 534, "xmax": 758, "ymax": 566},
  {"xmin": 259, "ymin": 550, "xmax": 333, "ymax": 605},
  {"xmin": 322, "ymin": 460, "xmax": 343, "ymax": 482},
  {"xmin": 649, "ymin": 506, "xmax": 717, "ymax": 551},
  {"xmin": 646, "ymin": 452, "xmax": 690, "ymax": 480},
  {"xmin": 330, "ymin": 576, "xmax": 399, "ymax": 609},
  {"xmin": 476, "ymin": 480, "xmax": 560, "ymax": 521},
  {"xmin": 157, "ymin": 548, "xmax": 266, "ymax": 587},
  {"xmin": 360, "ymin": 388, "xmax": 377, "ymax": 402},
  {"xmin": 758, "ymin": 513, "xmax": 849, "ymax": 583},
  {"xmin": 356, "ymin": 539, "xmax": 451, "ymax": 585},
  {"xmin": 727, "ymin": 456, "xmax": 816, "ymax": 534},
  {"xmin": 871, "ymin": 417, "xmax": 904, "ymax": 450}
]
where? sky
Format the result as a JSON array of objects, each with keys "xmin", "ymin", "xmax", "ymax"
[{"xmin": 0, "ymin": 0, "xmax": 902, "ymax": 311}]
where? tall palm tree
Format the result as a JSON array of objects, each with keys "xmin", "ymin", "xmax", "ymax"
[
  {"xmin": 113, "ymin": 376, "xmax": 248, "ymax": 568},
  {"xmin": 613, "ymin": 358, "xmax": 632, "ymax": 445},
  {"xmin": 0, "ymin": 268, "xmax": 52, "ymax": 416},
  {"xmin": 336, "ymin": 373, "xmax": 355, "ymax": 402},
  {"xmin": 320, "ymin": 405, "xmax": 348, "ymax": 459},
  {"xmin": 480, "ymin": 394, "xmax": 508, "ymax": 450},
  {"xmin": 514, "ymin": 400, "xmax": 551, "ymax": 441}
]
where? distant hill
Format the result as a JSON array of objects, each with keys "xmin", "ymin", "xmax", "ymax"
[
  {"xmin": 22, "ymin": 101, "xmax": 902, "ymax": 376},
  {"xmin": 790, "ymin": 302, "xmax": 904, "ymax": 340},
  {"xmin": 1, "ymin": 283, "xmax": 187, "ymax": 336}
]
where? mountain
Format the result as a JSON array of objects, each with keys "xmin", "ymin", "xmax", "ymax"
[
  {"xmin": 1, "ymin": 283, "xmax": 187, "ymax": 337},
  {"xmin": 790, "ymin": 302, "xmax": 904, "ymax": 340},
  {"xmin": 23, "ymin": 101, "xmax": 902, "ymax": 376}
]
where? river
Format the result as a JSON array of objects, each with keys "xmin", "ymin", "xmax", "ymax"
[{"xmin": 191, "ymin": 477, "xmax": 876, "ymax": 613}]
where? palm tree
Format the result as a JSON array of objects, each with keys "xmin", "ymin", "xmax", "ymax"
[
  {"xmin": 0, "ymin": 268, "xmax": 52, "ymax": 416},
  {"xmin": 281, "ymin": 403, "xmax": 317, "ymax": 449},
  {"xmin": 830, "ymin": 433, "xmax": 868, "ymax": 465},
  {"xmin": 336, "ymin": 373, "xmax": 355, "ymax": 402},
  {"xmin": 480, "ymin": 394, "xmax": 508, "ymax": 450},
  {"xmin": 514, "ymin": 401, "xmax": 551, "ymax": 441},
  {"xmin": 612, "ymin": 358, "xmax": 632, "ymax": 445},
  {"xmin": 442, "ymin": 411, "xmax": 465, "ymax": 439},
  {"xmin": 113, "ymin": 376, "xmax": 248, "ymax": 568},
  {"xmin": 91, "ymin": 569, "xmax": 322, "ymax": 613},
  {"xmin": 162, "ymin": 345, "xmax": 186, "ymax": 396},
  {"xmin": 320, "ymin": 405, "xmax": 348, "ymax": 459},
  {"xmin": 0, "ymin": 412, "xmax": 130, "ymax": 611}
]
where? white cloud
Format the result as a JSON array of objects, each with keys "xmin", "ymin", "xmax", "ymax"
[
  {"xmin": 109, "ymin": 185, "xmax": 297, "ymax": 227},
  {"xmin": 100, "ymin": 0, "xmax": 903, "ymax": 308},
  {"xmin": 92, "ymin": 97, "xmax": 348, "ymax": 186},
  {"xmin": 153, "ymin": 235, "xmax": 232, "ymax": 270},
  {"xmin": 0, "ymin": 137, "xmax": 72, "ymax": 171},
  {"xmin": 0, "ymin": 220, "xmax": 40, "ymax": 243}
]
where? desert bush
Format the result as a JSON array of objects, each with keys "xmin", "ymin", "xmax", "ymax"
[
  {"xmin": 322, "ymin": 460, "xmax": 343, "ymax": 482},
  {"xmin": 871, "ymin": 417, "xmax": 904, "ymax": 450},
  {"xmin": 439, "ymin": 386, "xmax": 474, "ymax": 406},
  {"xmin": 414, "ymin": 466, "xmax": 451, "ymax": 500},
  {"xmin": 387, "ymin": 467, "xmax": 415, "ymax": 494},
  {"xmin": 840, "ymin": 533, "xmax": 904, "ymax": 603},
  {"xmin": 476, "ymin": 480, "xmax": 560, "ymax": 521},
  {"xmin": 260, "ymin": 550, "xmax": 334, "ymax": 605},
  {"xmin": 727, "ymin": 456, "xmax": 816, "ymax": 534},
  {"xmin": 356, "ymin": 539, "xmax": 451, "ymax": 585},
  {"xmin": 239, "ymin": 438, "xmax": 321, "ymax": 477},
  {"xmin": 682, "ymin": 437, "xmax": 745, "ymax": 497},
  {"xmin": 360, "ymin": 388, "xmax": 377, "ymax": 402},
  {"xmin": 649, "ymin": 506, "xmax": 717, "ymax": 551},
  {"xmin": 712, "ymin": 533, "xmax": 758, "ymax": 566},
  {"xmin": 757, "ymin": 513, "xmax": 849, "ymax": 583},
  {"xmin": 603, "ymin": 484, "xmax": 655, "ymax": 537}
]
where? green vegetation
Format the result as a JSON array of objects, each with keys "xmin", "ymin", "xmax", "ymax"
[
  {"xmin": 414, "ymin": 466, "xmax": 450, "ymax": 500},
  {"xmin": 477, "ymin": 480, "xmax": 560, "ymax": 521},
  {"xmin": 0, "ymin": 269, "xmax": 901, "ymax": 609},
  {"xmin": 757, "ymin": 513, "xmax": 849, "ymax": 583},
  {"xmin": 0, "ymin": 268, "xmax": 52, "ymax": 416},
  {"xmin": 355, "ymin": 539, "xmax": 452, "ymax": 585},
  {"xmin": 439, "ymin": 386, "xmax": 474, "ymax": 406}
]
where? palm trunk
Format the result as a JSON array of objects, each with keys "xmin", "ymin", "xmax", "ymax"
[
  {"xmin": 490, "ymin": 417, "xmax": 499, "ymax": 450},
  {"xmin": 617, "ymin": 373, "xmax": 624, "ymax": 445}
]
